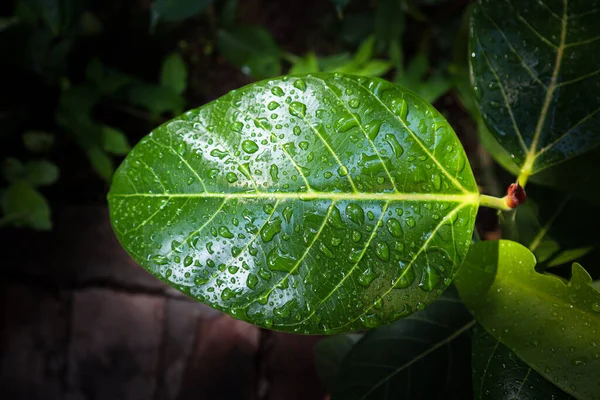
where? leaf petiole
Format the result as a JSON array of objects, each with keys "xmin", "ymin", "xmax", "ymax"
[{"xmin": 479, "ymin": 194, "xmax": 511, "ymax": 211}]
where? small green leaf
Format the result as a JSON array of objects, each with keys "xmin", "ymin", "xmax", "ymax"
[
  {"xmin": 23, "ymin": 130, "xmax": 55, "ymax": 153},
  {"xmin": 289, "ymin": 52, "xmax": 319, "ymax": 74},
  {"xmin": 352, "ymin": 60, "xmax": 392, "ymax": 78},
  {"xmin": 127, "ymin": 83, "xmax": 184, "ymax": 116},
  {"xmin": 86, "ymin": 147, "xmax": 114, "ymax": 182},
  {"xmin": 315, "ymin": 333, "xmax": 362, "ymax": 392},
  {"xmin": 102, "ymin": 126, "xmax": 131, "ymax": 155},
  {"xmin": 470, "ymin": 0, "xmax": 600, "ymax": 184},
  {"xmin": 152, "ymin": 0, "xmax": 213, "ymax": 24},
  {"xmin": 375, "ymin": 0, "xmax": 405, "ymax": 53},
  {"xmin": 160, "ymin": 52, "xmax": 187, "ymax": 96},
  {"xmin": 108, "ymin": 74, "xmax": 479, "ymax": 334},
  {"xmin": 23, "ymin": 160, "xmax": 59, "ymax": 187},
  {"xmin": 2, "ymin": 158, "xmax": 25, "ymax": 183},
  {"xmin": 332, "ymin": 287, "xmax": 474, "ymax": 399},
  {"xmin": 455, "ymin": 240, "xmax": 600, "ymax": 399},
  {"xmin": 217, "ymin": 26, "xmax": 281, "ymax": 79},
  {"xmin": 472, "ymin": 325, "xmax": 573, "ymax": 400},
  {"xmin": 1, "ymin": 181, "xmax": 51, "ymax": 230}
]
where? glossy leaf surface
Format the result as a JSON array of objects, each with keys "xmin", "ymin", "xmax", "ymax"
[
  {"xmin": 332, "ymin": 287, "xmax": 474, "ymax": 399},
  {"xmin": 456, "ymin": 240, "xmax": 600, "ymax": 399},
  {"xmin": 472, "ymin": 325, "xmax": 573, "ymax": 400},
  {"xmin": 108, "ymin": 73, "xmax": 479, "ymax": 334},
  {"xmin": 470, "ymin": 0, "xmax": 600, "ymax": 182}
]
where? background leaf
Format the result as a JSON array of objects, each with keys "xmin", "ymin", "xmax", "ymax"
[
  {"xmin": 102, "ymin": 125, "xmax": 131, "ymax": 156},
  {"xmin": 108, "ymin": 74, "xmax": 479, "ymax": 334},
  {"xmin": 331, "ymin": 287, "xmax": 474, "ymax": 400},
  {"xmin": 315, "ymin": 333, "xmax": 362, "ymax": 392},
  {"xmin": 1, "ymin": 181, "xmax": 51, "ymax": 230},
  {"xmin": 160, "ymin": 52, "xmax": 187, "ymax": 96},
  {"xmin": 470, "ymin": 0, "xmax": 600, "ymax": 185},
  {"xmin": 217, "ymin": 26, "xmax": 281, "ymax": 79},
  {"xmin": 472, "ymin": 325, "xmax": 573, "ymax": 400},
  {"xmin": 152, "ymin": 0, "xmax": 213, "ymax": 24},
  {"xmin": 455, "ymin": 240, "xmax": 600, "ymax": 399}
]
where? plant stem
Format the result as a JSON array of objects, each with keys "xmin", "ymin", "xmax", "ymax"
[{"xmin": 479, "ymin": 194, "xmax": 511, "ymax": 211}]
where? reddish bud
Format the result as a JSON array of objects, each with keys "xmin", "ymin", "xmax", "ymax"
[{"xmin": 506, "ymin": 183, "xmax": 527, "ymax": 208}]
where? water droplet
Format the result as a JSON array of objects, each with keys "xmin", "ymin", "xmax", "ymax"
[
  {"xmin": 267, "ymin": 101, "xmax": 280, "ymax": 110},
  {"xmin": 349, "ymin": 98, "xmax": 360, "ymax": 108},
  {"xmin": 592, "ymin": 303, "xmax": 600, "ymax": 312},
  {"xmin": 183, "ymin": 255, "xmax": 193, "ymax": 267},
  {"xmin": 221, "ymin": 287, "xmax": 235, "ymax": 300},
  {"xmin": 210, "ymin": 148, "xmax": 228, "ymax": 159},
  {"xmin": 365, "ymin": 120, "xmax": 382, "ymax": 140},
  {"xmin": 289, "ymin": 101, "xmax": 307, "ymax": 118},
  {"xmin": 242, "ymin": 140, "xmax": 259, "ymax": 154},
  {"xmin": 218, "ymin": 226, "xmax": 234, "ymax": 239},
  {"xmin": 271, "ymin": 86, "xmax": 284, "ymax": 96},
  {"xmin": 406, "ymin": 217, "xmax": 416, "ymax": 228},
  {"xmin": 394, "ymin": 262, "xmax": 415, "ymax": 288},
  {"xmin": 375, "ymin": 241, "xmax": 390, "ymax": 261},
  {"xmin": 267, "ymin": 247, "xmax": 298, "ymax": 273},
  {"xmin": 361, "ymin": 313, "xmax": 381, "ymax": 328},
  {"xmin": 352, "ymin": 230, "xmax": 362, "ymax": 242},
  {"xmin": 226, "ymin": 172, "xmax": 238, "ymax": 183},
  {"xmin": 338, "ymin": 165, "xmax": 348, "ymax": 176},
  {"xmin": 346, "ymin": 203, "xmax": 365, "ymax": 225},
  {"xmin": 335, "ymin": 115, "xmax": 356, "ymax": 132},
  {"xmin": 386, "ymin": 218, "xmax": 403, "ymax": 238},
  {"xmin": 152, "ymin": 254, "xmax": 169, "ymax": 265},
  {"xmin": 293, "ymin": 126, "xmax": 301, "ymax": 136},
  {"xmin": 432, "ymin": 174, "xmax": 442, "ymax": 191},
  {"xmin": 246, "ymin": 274, "xmax": 259, "ymax": 289},
  {"xmin": 258, "ymin": 267, "xmax": 272, "ymax": 280},
  {"xmin": 230, "ymin": 121, "xmax": 243, "ymax": 132},
  {"xmin": 323, "ymin": 171, "xmax": 333, "ymax": 179},
  {"xmin": 299, "ymin": 141, "xmax": 309, "ymax": 151},
  {"xmin": 293, "ymin": 79, "xmax": 307, "ymax": 91},
  {"xmin": 358, "ymin": 267, "xmax": 377, "ymax": 286},
  {"xmin": 319, "ymin": 242, "xmax": 336, "ymax": 258},
  {"xmin": 261, "ymin": 217, "xmax": 283, "ymax": 242},
  {"xmin": 385, "ymin": 134, "xmax": 404, "ymax": 158},
  {"xmin": 283, "ymin": 206, "xmax": 293, "ymax": 223},
  {"xmin": 328, "ymin": 206, "xmax": 345, "ymax": 229}
]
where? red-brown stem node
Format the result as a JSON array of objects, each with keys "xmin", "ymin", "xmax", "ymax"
[{"xmin": 506, "ymin": 183, "xmax": 527, "ymax": 208}]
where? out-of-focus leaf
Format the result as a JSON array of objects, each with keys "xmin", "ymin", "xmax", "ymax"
[
  {"xmin": 332, "ymin": 287, "xmax": 474, "ymax": 399},
  {"xmin": 1, "ymin": 181, "xmax": 51, "ymax": 230},
  {"xmin": 152, "ymin": 0, "xmax": 213, "ymax": 25},
  {"xmin": 315, "ymin": 333, "xmax": 362, "ymax": 392},
  {"xmin": 455, "ymin": 240, "xmax": 600, "ymax": 400},
  {"xmin": 22, "ymin": 131, "xmax": 54, "ymax": 153},
  {"xmin": 79, "ymin": 11, "xmax": 102, "ymax": 35},
  {"xmin": 217, "ymin": 26, "xmax": 281, "ymax": 79},
  {"xmin": 319, "ymin": 53, "xmax": 352, "ymax": 72},
  {"xmin": 160, "ymin": 52, "xmax": 187, "ymax": 95},
  {"xmin": 23, "ymin": 160, "xmax": 59, "ymax": 187},
  {"xmin": 352, "ymin": 36, "xmax": 375, "ymax": 66},
  {"xmin": 340, "ymin": 12, "xmax": 374, "ymax": 45},
  {"xmin": 353, "ymin": 59, "xmax": 392, "ymax": 77},
  {"xmin": 127, "ymin": 83, "xmax": 184, "ymax": 116},
  {"xmin": 375, "ymin": 0, "xmax": 405, "ymax": 53},
  {"xmin": 86, "ymin": 147, "xmax": 113, "ymax": 182},
  {"xmin": 472, "ymin": 325, "xmax": 573, "ymax": 400},
  {"xmin": 289, "ymin": 52, "xmax": 319, "ymax": 74},
  {"xmin": 2, "ymin": 158, "xmax": 25, "ymax": 183},
  {"xmin": 102, "ymin": 126, "xmax": 131, "ymax": 155}
]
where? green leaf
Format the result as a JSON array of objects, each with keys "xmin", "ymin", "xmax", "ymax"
[
  {"xmin": 472, "ymin": 325, "xmax": 574, "ymax": 400},
  {"xmin": 86, "ymin": 146, "xmax": 114, "ymax": 182},
  {"xmin": 151, "ymin": 0, "xmax": 213, "ymax": 24},
  {"xmin": 352, "ymin": 60, "xmax": 392, "ymax": 78},
  {"xmin": 315, "ymin": 333, "xmax": 362, "ymax": 392},
  {"xmin": 470, "ymin": 0, "xmax": 600, "ymax": 184},
  {"xmin": 23, "ymin": 160, "xmax": 59, "ymax": 187},
  {"xmin": 127, "ymin": 83, "xmax": 184, "ymax": 116},
  {"xmin": 160, "ymin": 52, "xmax": 187, "ymax": 96},
  {"xmin": 102, "ymin": 126, "xmax": 131, "ymax": 156},
  {"xmin": 23, "ymin": 130, "xmax": 55, "ymax": 153},
  {"xmin": 289, "ymin": 52, "xmax": 319, "ymax": 75},
  {"xmin": 455, "ymin": 240, "xmax": 600, "ymax": 399},
  {"xmin": 375, "ymin": 0, "xmax": 405, "ymax": 53},
  {"xmin": 331, "ymin": 287, "xmax": 474, "ymax": 399},
  {"xmin": 2, "ymin": 158, "xmax": 25, "ymax": 183},
  {"xmin": 108, "ymin": 73, "xmax": 479, "ymax": 334},
  {"xmin": 1, "ymin": 181, "xmax": 51, "ymax": 230},
  {"xmin": 502, "ymin": 184, "xmax": 600, "ymax": 269},
  {"xmin": 217, "ymin": 26, "xmax": 281, "ymax": 79}
]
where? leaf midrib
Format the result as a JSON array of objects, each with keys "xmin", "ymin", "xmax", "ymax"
[{"xmin": 109, "ymin": 191, "xmax": 479, "ymax": 203}]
